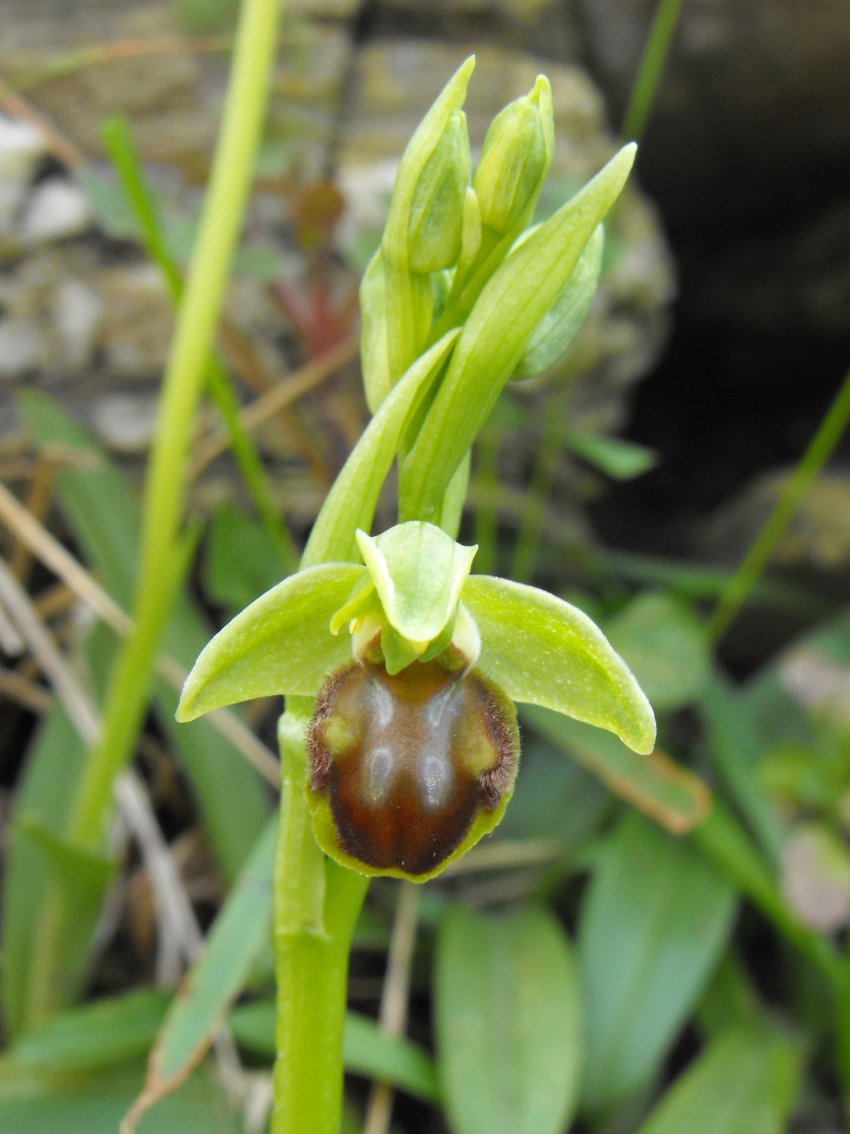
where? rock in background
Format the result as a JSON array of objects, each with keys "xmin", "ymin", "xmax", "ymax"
[{"xmin": 1, "ymin": 0, "xmax": 848, "ymax": 606}]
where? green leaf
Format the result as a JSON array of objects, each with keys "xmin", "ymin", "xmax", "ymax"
[
  {"xmin": 357, "ymin": 522, "xmax": 477, "ymax": 645},
  {"xmin": 634, "ymin": 1025, "xmax": 802, "ymax": 1134},
  {"xmin": 303, "ymin": 328, "xmax": 461, "ymax": 568},
  {"xmin": 578, "ymin": 812, "xmax": 736, "ymax": 1113},
  {"xmin": 522, "ymin": 707, "xmax": 709, "ymax": 834},
  {"xmin": 564, "ymin": 428, "xmax": 659, "ymax": 480},
  {"xmin": 698, "ymin": 673, "xmax": 784, "ymax": 863},
  {"xmin": 130, "ymin": 819, "xmax": 277, "ymax": 1122},
  {"xmin": 176, "ymin": 564, "xmax": 363, "ymax": 719},
  {"xmin": 495, "ymin": 737, "xmax": 609, "ymax": 849},
  {"xmin": 203, "ymin": 500, "xmax": 289, "ymax": 615},
  {"xmin": 512, "ymin": 224, "xmax": 604, "ymax": 380},
  {"xmin": 463, "ymin": 574, "xmax": 656, "ymax": 753},
  {"xmin": 2, "ymin": 699, "xmax": 88, "ymax": 1037},
  {"xmin": 4, "ymin": 989, "xmax": 170, "ymax": 1075},
  {"xmin": 400, "ymin": 143, "xmax": 636, "ymax": 523},
  {"xmin": 604, "ymin": 593, "xmax": 710, "ymax": 712},
  {"xmin": 435, "ymin": 904, "xmax": 583, "ymax": 1134},
  {"xmin": 18, "ymin": 391, "xmax": 271, "ymax": 882},
  {"xmin": 0, "ymin": 1064, "xmax": 241, "ymax": 1134},
  {"xmin": 228, "ymin": 1002, "xmax": 441, "ymax": 1103},
  {"xmin": 691, "ymin": 801, "xmax": 843, "ymax": 986}
]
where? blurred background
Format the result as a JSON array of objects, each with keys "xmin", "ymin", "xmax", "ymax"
[{"xmin": 2, "ymin": 2, "xmax": 850, "ymax": 1132}]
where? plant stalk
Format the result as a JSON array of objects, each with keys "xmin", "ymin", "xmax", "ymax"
[
  {"xmin": 67, "ymin": 0, "xmax": 286, "ymax": 850},
  {"xmin": 272, "ymin": 702, "xmax": 368, "ymax": 1133}
]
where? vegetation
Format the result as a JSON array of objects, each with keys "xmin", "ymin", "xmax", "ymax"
[{"xmin": 1, "ymin": 1, "xmax": 850, "ymax": 1132}]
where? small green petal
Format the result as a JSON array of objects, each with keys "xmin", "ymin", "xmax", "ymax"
[
  {"xmin": 462, "ymin": 575, "xmax": 656, "ymax": 754},
  {"xmin": 356, "ymin": 522, "xmax": 477, "ymax": 647},
  {"xmin": 176, "ymin": 564, "xmax": 366, "ymax": 720}
]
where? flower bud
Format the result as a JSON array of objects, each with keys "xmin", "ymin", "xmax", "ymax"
[
  {"xmin": 307, "ymin": 658, "xmax": 519, "ymax": 880},
  {"xmin": 382, "ymin": 58, "xmax": 474, "ymax": 272},
  {"xmin": 406, "ymin": 110, "xmax": 471, "ymax": 273},
  {"xmin": 473, "ymin": 75, "xmax": 554, "ymax": 236}
]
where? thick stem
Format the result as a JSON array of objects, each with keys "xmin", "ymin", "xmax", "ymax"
[{"xmin": 272, "ymin": 701, "xmax": 368, "ymax": 1134}]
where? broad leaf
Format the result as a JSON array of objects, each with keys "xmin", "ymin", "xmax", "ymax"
[
  {"xmin": 435, "ymin": 904, "xmax": 582, "ymax": 1134},
  {"xmin": 604, "ymin": 593, "xmax": 710, "ymax": 712},
  {"xmin": 0, "ymin": 1064, "xmax": 240, "ymax": 1134},
  {"xmin": 463, "ymin": 574, "xmax": 656, "ymax": 753},
  {"xmin": 2, "ymin": 700, "xmax": 88, "ymax": 1037},
  {"xmin": 634, "ymin": 1025, "xmax": 802, "ymax": 1134},
  {"xmin": 176, "ymin": 565, "xmax": 363, "ymax": 719},
  {"xmin": 578, "ymin": 812, "xmax": 736, "ymax": 1113}
]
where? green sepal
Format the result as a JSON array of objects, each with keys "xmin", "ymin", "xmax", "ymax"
[
  {"xmin": 356, "ymin": 522, "xmax": 477, "ymax": 648},
  {"xmin": 359, "ymin": 250, "xmax": 391, "ymax": 413},
  {"xmin": 512, "ymin": 223, "xmax": 604, "ymax": 380},
  {"xmin": 176, "ymin": 564, "xmax": 366, "ymax": 719},
  {"xmin": 399, "ymin": 143, "xmax": 637, "ymax": 523},
  {"xmin": 303, "ymin": 327, "xmax": 460, "ymax": 567},
  {"xmin": 462, "ymin": 574, "xmax": 656, "ymax": 754}
]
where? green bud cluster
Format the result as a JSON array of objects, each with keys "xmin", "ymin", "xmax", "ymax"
[{"xmin": 360, "ymin": 54, "xmax": 632, "ymax": 432}]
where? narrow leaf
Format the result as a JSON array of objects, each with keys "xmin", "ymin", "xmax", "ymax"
[
  {"xmin": 523, "ymin": 706, "xmax": 710, "ymax": 834},
  {"xmin": 128, "ymin": 818, "xmax": 276, "ymax": 1126},
  {"xmin": 177, "ymin": 565, "xmax": 363, "ymax": 719},
  {"xmin": 435, "ymin": 904, "xmax": 583, "ymax": 1134},
  {"xmin": 578, "ymin": 812, "xmax": 736, "ymax": 1113},
  {"xmin": 18, "ymin": 391, "xmax": 271, "ymax": 881},
  {"xmin": 463, "ymin": 574, "xmax": 656, "ymax": 753},
  {"xmin": 5, "ymin": 989, "xmax": 169, "ymax": 1075},
  {"xmin": 2, "ymin": 699, "xmax": 88, "ymax": 1037}
]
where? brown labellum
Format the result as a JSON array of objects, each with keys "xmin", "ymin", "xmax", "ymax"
[{"xmin": 307, "ymin": 659, "xmax": 518, "ymax": 877}]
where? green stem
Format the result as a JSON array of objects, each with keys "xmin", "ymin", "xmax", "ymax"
[
  {"xmin": 67, "ymin": 0, "xmax": 285, "ymax": 849},
  {"xmin": 707, "ymin": 362, "xmax": 850, "ymax": 643},
  {"xmin": 101, "ymin": 116, "xmax": 299, "ymax": 574},
  {"xmin": 620, "ymin": 0, "xmax": 684, "ymax": 143},
  {"xmin": 272, "ymin": 702, "xmax": 368, "ymax": 1133}
]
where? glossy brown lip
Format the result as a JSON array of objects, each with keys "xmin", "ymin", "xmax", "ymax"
[{"xmin": 308, "ymin": 659, "xmax": 517, "ymax": 876}]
